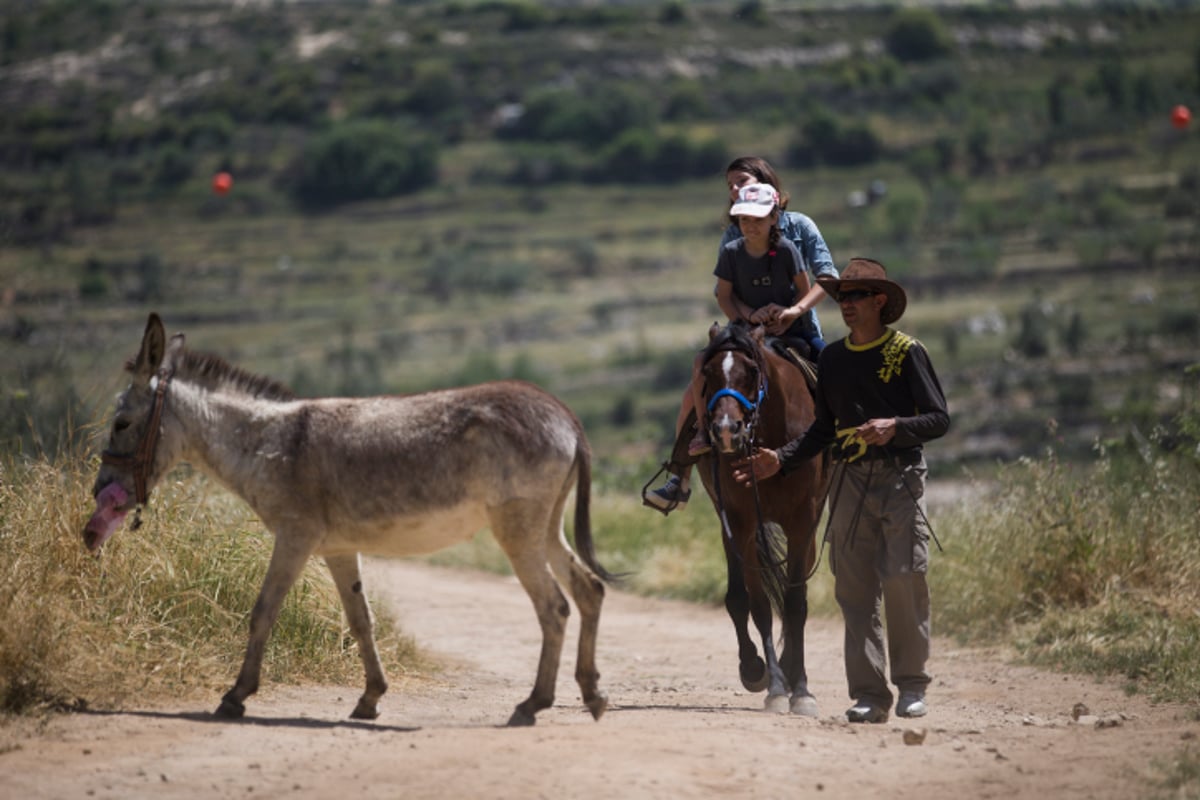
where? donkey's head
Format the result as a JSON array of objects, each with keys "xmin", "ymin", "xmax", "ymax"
[
  {"xmin": 84, "ymin": 313, "xmax": 184, "ymax": 552},
  {"xmin": 700, "ymin": 321, "xmax": 767, "ymax": 456}
]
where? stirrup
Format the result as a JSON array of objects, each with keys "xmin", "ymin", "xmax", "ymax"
[
  {"xmin": 640, "ymin": 464, "xmax": 689, "ymax": 516},
  {"xmin": 642, "ymin": 477, "xmax": 691, "ymax": 516}
]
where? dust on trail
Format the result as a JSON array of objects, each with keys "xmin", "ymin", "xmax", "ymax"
[{"xmin": 2, "ymin": 559, "xmax": 1195, "ymax": 800}]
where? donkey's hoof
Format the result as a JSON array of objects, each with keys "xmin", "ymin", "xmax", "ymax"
[
  {"xmin": 506, "ymin": 707, "xmax": 537, "ymax": 727},
  {"xmin": 764, "ymin": 693, "xmax": 790, "ymax": 714},
  {"xmin": 350, "ymin": 698, "xmax": 380, "ymax": 720},
  {"xmin": 790, "ymin": 694, "xmax": 819, "ymax": 717},
  {"xmin": 215, "ymin": 696, "xmax": 245, "ymax": 719},
  {"xmin": 740, "ymin": 659, "xmax": 769, "ymax": 693},
  {"xmin": 585, "ymin": 692, "xmax": 608, "ymax": 721}
]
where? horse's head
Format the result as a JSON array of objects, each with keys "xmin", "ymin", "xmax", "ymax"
[
  {"xmin": 84, "ymin": 313, "xmax": 184, "ymax": 552},
  {"xmin": 700, "ymin": 321, "xmax": 768, "ymax": 456}
]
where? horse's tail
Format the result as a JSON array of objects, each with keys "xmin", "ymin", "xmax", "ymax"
[
  {"xmin": 756, "ymin": 521, "xmax": 789, "ymax": 635},
  {"xmin": 572, "ymin": 434, "xmax": 621, "ymax": 585}
]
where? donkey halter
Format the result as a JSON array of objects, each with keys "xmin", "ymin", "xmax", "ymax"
[{"xmin": 100, "ymin": 365, "xmax": 173, "ymax": 507}]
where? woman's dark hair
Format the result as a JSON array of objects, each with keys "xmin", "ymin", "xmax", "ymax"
[{"xmin": 724, "ymin": 156, "xmax": 791, "ymax": 210}]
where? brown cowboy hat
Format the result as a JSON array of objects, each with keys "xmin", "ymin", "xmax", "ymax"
[{"xmin": 816, "ymin": 257, "xmax": 907, "ymax": 325}]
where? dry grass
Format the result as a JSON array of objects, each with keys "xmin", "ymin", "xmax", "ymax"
[
  {"xmin": 0, "ymin": 449, "xmax": 419, "ymax": 715},
  {"xmin": 933, "ymin": 436, "xmax": 1200, "ymax": 703},
  {"xmin": 6, "ymin": 414, "xmax": 1196, "ymax": 719}
]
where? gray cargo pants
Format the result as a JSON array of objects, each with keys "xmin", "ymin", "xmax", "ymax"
[{"xmin": 826, "ymin": 455, "xmax": 932, "ymax": 710}]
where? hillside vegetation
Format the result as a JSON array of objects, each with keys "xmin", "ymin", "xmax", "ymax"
[{"xmin": 2, "ymin": 0, "xmax": 1199, "ymax": 470}]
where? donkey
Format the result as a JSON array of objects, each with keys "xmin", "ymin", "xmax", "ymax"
[{"xmin": 84, "ymin": 313, "xmax": 613, "ymax": 727}]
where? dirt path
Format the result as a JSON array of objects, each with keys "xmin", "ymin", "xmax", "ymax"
[{"xmin": 2, "ymin": 559, "xmax": 1195, "ymax": 799}]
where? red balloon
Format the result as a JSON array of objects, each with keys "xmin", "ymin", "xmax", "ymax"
[
  {"xmin": 212, "ymin": 172, "xmax": 233, "ymax": 195},
  {"xmin": 1171, "ymin": 105, "xmax": 1191, "ymax": 130}
]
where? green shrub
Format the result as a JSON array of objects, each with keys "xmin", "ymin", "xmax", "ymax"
[
  {"xmin": 883, "ymin": 9, "xmax": 955, "ymax": 62},
  {"xmin": 152, "ymin": 144, "xmax": 193, "ymax": 189},
  {"xmin": 1160, "ymin": 308, "xmax": 1200, "ymax": 342},
  {"xmin": 499, "ymin": 84, "xmax": 657, "ymax": 148},
  {"xmin": 181, "ymin": 112, "xmax": 235, "ymax": 149},
  {"xmin": 78, "ymin": 258, "xmax": 109, "ymax": 299},
  {"xmin": 289, "ymin": 121, "xmax": 438, "ymax": 211},
  {"xmin": 789, "ymin": 108, "xmax": 881, "ymax": 168},
  {"xmin": 884, "ymin": 188, "xmax": 926, "ymax": 242},
  {"xmin": 591, "ymin": 129, "xmax": 725, "ymax": 183}
]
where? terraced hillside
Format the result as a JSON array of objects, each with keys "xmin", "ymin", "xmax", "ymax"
[{"xmin": 2, "ymin": 1, "xmax": 1198, "ymax": 476}]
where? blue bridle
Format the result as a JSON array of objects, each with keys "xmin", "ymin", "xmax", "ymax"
[{"xmin": 706, "ymin": 385, "xmax": 766, "ymax": 413}]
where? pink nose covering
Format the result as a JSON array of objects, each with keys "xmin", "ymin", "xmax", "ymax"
[{"xmin": 85, "ymin": 483, "xmax": 130, "ymax": 551}]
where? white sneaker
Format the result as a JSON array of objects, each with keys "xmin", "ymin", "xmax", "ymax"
[
  {"xmin": 846, "ymin": 701, "xmax": 888, "ymax": 723},
  {"xmin": 896, "ymin": 691, "xmax": 927, "ymax": 718}
]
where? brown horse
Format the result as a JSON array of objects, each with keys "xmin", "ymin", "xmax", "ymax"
[
  {"xmin": 694, "ymin": 321, "xmax": 830, "ymax": 714},
  {"xmin": 84, "ymin": 313, "xmax": 613, "ymax": 727}
]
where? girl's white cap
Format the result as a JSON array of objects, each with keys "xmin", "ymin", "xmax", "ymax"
[{"xmin": 730, "ymin": 183, "xmax": 779, "ymax": 217}]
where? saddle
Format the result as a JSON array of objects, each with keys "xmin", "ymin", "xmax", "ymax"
[{"xmin": 764, "ymin": 336, "xmax": 819, "ymax": 395}]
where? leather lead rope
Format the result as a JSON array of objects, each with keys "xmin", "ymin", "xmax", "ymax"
[{"xmin": 100, "ymin": 366, "xmax": 173, "ymax": 528}]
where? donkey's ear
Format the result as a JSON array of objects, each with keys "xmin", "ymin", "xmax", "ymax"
[
  {"xmin": 132, "ymin": 313, "xmax": 167, "ymax": 383},
  {"xmin": 163, "ymin": 332, "xmax": 186, "ymax": 373}
]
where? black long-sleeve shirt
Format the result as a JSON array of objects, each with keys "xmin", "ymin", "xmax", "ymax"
[{"xmin": 777, "ymin": 328, "xmax": 950, "ymax": 473}]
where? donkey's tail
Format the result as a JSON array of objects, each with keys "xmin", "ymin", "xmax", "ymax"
[{"xmin": 572, "ymin": 435, "xmax": 622, "ymax": 585}]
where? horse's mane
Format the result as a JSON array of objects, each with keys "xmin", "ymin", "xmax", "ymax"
[
  {"xmin": 701, "ymin": 320, "xmax": 761, "ymax": 364},
  {"xmin": 178, "ymin": 349, "xmax": 296, "ymax": 401}
]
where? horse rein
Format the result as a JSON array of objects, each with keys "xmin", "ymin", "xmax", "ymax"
[{"xmin": 100, "ymin": 365, "xmax": 173, "ymax": 521}]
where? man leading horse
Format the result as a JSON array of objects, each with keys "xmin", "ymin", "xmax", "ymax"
[{"xmin": 735, "ymin": 257, "xmax": 950, "ymax": 724}]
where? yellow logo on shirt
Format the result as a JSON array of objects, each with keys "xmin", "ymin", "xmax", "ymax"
[{"xmin": 878, "ymin": 331, "xmax": 914, "ymax": 383}]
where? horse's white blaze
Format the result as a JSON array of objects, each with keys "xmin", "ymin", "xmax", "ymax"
[{"xmin": 722, "ymin": 351, "xmax": 734, "ymax": 382}]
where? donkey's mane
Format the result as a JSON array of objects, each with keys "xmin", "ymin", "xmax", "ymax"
[{"xmin": 178, "ymin": 349, "xmax": 296, "ymax": 401}]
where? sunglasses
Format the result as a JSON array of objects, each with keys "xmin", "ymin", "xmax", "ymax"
[{"xmin": 837, "ymin": 289, "xmax": 879, "ymax": 303}]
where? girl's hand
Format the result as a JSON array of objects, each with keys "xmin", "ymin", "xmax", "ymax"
[
  {"xmin": 748, "ymin": 307, "xmax": 770, "ymax": 325},
  {"xmin": 765, "ymin": 306, "xmax": 798, "ymax": 335},
  {"xmin": 750, "ymin": 304, "xmax": 782, "ymax": 326}
]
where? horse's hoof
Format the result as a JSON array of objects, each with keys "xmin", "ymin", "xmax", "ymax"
[
  {"xmin": 764, "ymin": 694, "xmax": 790, "ymax": 714},
  {"xmin": 585, "ymin": 692, "xmax": 608, "ymax": 721},
  {"xmin": 740, "ymin": 659, "xmax": 769, "ymax": 693},
  {"xmin": 506, "ymin": 708, "xmax": 537, "ymax": 727},
  {"xmin": 214, "ymin": 697, "xmax": 245, "ymax": 719},
  {"xmin": 790, "ymin": 695, "xmax": 819, "ymax": 717},
  {"xmin": 350, "ymin": 699, "xmax": 380, "ymax": 720}
]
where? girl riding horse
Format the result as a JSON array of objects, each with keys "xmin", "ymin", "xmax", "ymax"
[{"xmin": 645, "ymin": 179, "xmax": 832, "ymax": 513}]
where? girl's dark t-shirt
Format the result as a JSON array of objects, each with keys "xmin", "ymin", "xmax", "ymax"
[{"xmin": 714, "ymin": 237, "xmax": 811, "ymax": 339}]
